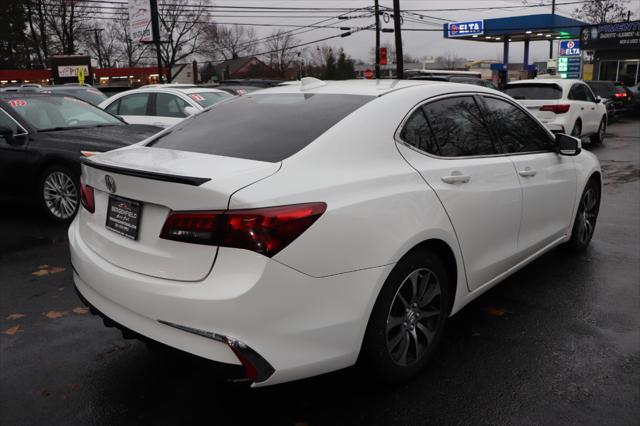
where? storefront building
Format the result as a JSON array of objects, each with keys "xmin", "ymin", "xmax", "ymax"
[{"xmin": 581, "ymin": 20, "xmax": 640, "ymax": 85}]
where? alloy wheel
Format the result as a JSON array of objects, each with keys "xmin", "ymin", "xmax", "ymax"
[
  {"xmin": 576, "ymin": 187, "xmax": 598, "ymax": 245},
  {"xmin": 386, "ymin": 268, "xmax": 442, "ymax": 367},
  {"xmin": 43, "ymin": 171, "xmax": 78, "ymax": 220}
]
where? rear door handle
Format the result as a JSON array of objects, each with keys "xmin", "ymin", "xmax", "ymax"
[
  {"xmin": 518, "ymin": 167, "xmax": 537, "ymax": 178},
  {"xmin": 441, "ymin": 171, "xmax": 471, "ymax": 184}
]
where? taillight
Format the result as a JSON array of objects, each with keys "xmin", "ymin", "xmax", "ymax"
[
  {"xmin": 540, "ymin": 104, "xmax": 570, "ymax": 114},
  {"xmin": 160, "ymin": 202, "xmax": 326, "ymax": 257},
  {"xmin": 614, "ymin": 92, "xmax": 626, "ymax": 98},
  {"xmin": 80, "ymin": 177, "xmax": 95, "ymax": 213}
]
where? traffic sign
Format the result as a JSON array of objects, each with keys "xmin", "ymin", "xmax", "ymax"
[{"xmin": 364, "ymin": 68, "xmax": 374, "ymax": 79}]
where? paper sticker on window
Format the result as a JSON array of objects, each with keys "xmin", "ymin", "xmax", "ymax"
[
  {"xmin": 189, "ymin": 94, "xmax": 205, "ymax": 101},
  {"xmin": 9, "ymin": 99, "xmax": 27, "ymax": 107}
]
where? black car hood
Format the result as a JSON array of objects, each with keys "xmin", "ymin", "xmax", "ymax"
[{"xmin": 38, "ymin": 124, "xmax": 161, "ymax": 148}]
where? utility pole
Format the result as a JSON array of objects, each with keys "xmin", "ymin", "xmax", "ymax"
[
  {"xmin": 374, "ymin": 0, "xmax": 380, "ymax": 79},
  {"xmin": 393, "ymin": 0, "xmax": 403, "ymax": 79},
  {"xmin": 93, "ymin": 28, "xmax": 103, "ymax": 68},
  {"xmin": 549, "ymin": 0, "xmax": 555, "ymax": 59},
  {"xmin": 149, "ymin": 0, "xmax": 164, "ymax": 83}
]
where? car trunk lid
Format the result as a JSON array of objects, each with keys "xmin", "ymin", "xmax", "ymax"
[{"xmin": 79, "ymin": 147, "xmax": 280, "ymax": 281}]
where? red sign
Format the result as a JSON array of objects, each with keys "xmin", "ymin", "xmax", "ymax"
[
  {"xmin": 363, "ymin": 68, "xmax": 374, "ymax": 79},
  {"xmin": 9, "ymin": 99, "xmax": 27, "ymax": 107},
  {"xmin": 379, "ymin": 48, "xmax": 388, "ymax": 65}
]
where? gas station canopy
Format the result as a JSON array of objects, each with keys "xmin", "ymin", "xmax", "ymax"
[{"xmin": 443, "ymin": 13, "xmax": 587, "ymax": 42}]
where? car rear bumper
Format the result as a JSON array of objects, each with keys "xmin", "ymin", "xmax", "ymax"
[{"xmin": 68, "ymin": 217, "xmax": 391, "ymax": 386}]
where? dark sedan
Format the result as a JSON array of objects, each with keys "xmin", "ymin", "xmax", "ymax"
[{"xmin": 0, "ymin": 93, "xmax": 161, "ymax": 221}]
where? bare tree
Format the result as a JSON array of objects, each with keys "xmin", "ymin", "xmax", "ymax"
[
  {"xmin": 573, "ymin": 0, "xmax": 634, "ymax": 24},
  {"xmin": 263, "ymin": 30, "xmax": 300, "ymax": 77},
  {"xmin": 25, "ymin": 0, "xmax": 52, "ymax": 67},
  {"xmin": 204, "ymin": 24, "xmax": 258, "ymax": 61},
  {"xmin": 44, "ymin": 0, "xmax": 91, "ymax": 55},
  {"xmin": 158, "ymin": 0, "xmax": 210, "ymax": 81},
  {"xmin": 81, "ymin": 22, "xmax": 121, "ymax": 68}
]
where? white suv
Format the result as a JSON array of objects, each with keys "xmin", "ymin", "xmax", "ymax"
[
  {"xmin": 99, "ymin": 86, "xmax": 233, "ymax": 128},
  {"xmin": 505, "ymin": 79, "xmax": 608, "ymax": 144}
]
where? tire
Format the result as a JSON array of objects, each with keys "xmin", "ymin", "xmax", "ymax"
[
  {"xmin": 38, "ymin": 165, "xmax": 80, "ymax": 222},
  {"xmin": 361, "ymin": 249, "xmax": 450, "ymax": 384},
  {"xmin": 590, "ymin": 117, "xmax": 606, "ymax": 145},
  {"xmin": 570, "ymin": 119, "xmax": 582, "ymax": 138},
  {"xmin": 566, "ymin": 179, "xmax": 601, "ymax": 252}
]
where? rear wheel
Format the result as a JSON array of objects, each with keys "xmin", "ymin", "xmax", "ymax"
[
  {"xmin": 590, "ymin": 117, "xmax": 606, "ymax": 145},
  {"xmin": 361, "ymin": 249, "xmax": 450, "ymax": 384},
  {"xmin": 570, "ymin": 119, "xmax": 582, "ymax": 138},
  {"xmin": 566, "ymin": 179, "xmax": 600, "ymax": 251},
  {"xmin": 39, "ymin": 165, "xmax": 79, "ymax": 222}
]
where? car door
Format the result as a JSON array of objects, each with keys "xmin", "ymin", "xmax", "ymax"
[
  {"xmin": 568, "ymin": 83, "xmax": 598, "ymax": 134},
  {"xmin": 109, "ymin": 93, "xmax": 152, "ymax": 126},
  {"xmin": 582, "ymin": 84, "xmax": 605, "ymax": 129},
  {"xmin": 395, "ymin": 95, "xmax": 523, "ymax": 291},
  {"xmin": 150, "ymin": 92, "xmax": 190, "ymax": 128},
  {"xmin": 480, "ymin": 95, "xmax": 577, "ymax": 259}
]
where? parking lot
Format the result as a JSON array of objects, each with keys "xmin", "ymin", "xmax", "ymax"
[{"xmin": 0, "ymin": 116, "xmax": 638, "ymax": 425}]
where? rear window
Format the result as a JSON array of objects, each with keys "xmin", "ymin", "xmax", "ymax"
[
  {"xmin": 150, "ymin": 93, "xmax": 373, "ymax": 162},
  {"xmin": 504, "ymin": 84, "xmax": 562, "ymax": 100}
]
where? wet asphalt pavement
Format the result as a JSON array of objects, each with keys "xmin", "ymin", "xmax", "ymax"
[{"xmin": 1, "ymin": 117, "xmax": 639, "ymax": 426}]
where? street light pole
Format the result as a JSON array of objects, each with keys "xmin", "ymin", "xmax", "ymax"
[
  {"xmin": 149, "ymin": 0, "xmax": 164, "ymax": 83},
  {"xmin": 392, "ymin": 0, "xmax": 403, "ymax": 79},
  {"xmin": 374, "ymin": 0, "xmax": 380, "ymax": 79}
]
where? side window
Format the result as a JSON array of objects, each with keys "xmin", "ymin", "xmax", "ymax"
[
  {"xmin": 399, "ymin": 108, "xmax": 438, "ymax": 154},
  {"xmin": 568, "ymin": 84, "xmax": 588, "ymax": 101},
  {"xmin": 155, "ymin": 93, "xmax": 188, "ymax": 118},
  {"xmin": 420, "ymin": 96, "xmax": 496, "ymax": 157},
  {"xmin": 482, "ymin": 97, "xmax": 554, "ymax": 153},
  {"xmin": 582, "ymin": 84, "xmax": 596, "ymax": 102},
  {"xmin": 105, "ymin": 99, "xmax": 120, "ymax": 115},
  {"xmin": 118, "ymin": 93, "xmax": 150, "ymax": 115}
]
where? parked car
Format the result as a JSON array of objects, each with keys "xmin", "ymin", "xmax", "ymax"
[
  {"xmin": 613, "ymin": 82, "xmax": 634, "ymax": 111},
  {"xmin": 584, "ymin": 81, "xmax": 618, "ymax": 122},
  {"xmin": 70, "ymin": 78, "xmax": 601, "ymax": 387},
  {"xmin": 0, "ymin": 93, "xmax": 161, "ymax": 221},
  {"xmin": 505, "ymin": 79, "xmax": 607, "ymax": 144},
  {"xmin": 0, "ymin": 83, "xmax": 109, "ymax": 106},
  {"xmin": 98, "ymin": 86, "xmax": 233, "ymax": 128}
]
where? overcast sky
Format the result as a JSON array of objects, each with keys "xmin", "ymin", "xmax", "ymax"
[{"xmin": 210, "ymin": 0, "xmax": 640, "ymax": 64}]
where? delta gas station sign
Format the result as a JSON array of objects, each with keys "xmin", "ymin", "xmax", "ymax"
[
  {"xmin": 558, "ymin": 40, "xmax": 582, "ymax": 79},
  {"xmin": 447, "ymin": 21, "xmax": 484, "ymax": 37}
]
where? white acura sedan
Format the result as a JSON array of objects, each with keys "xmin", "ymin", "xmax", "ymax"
[{"xmin": 70, "ymin": 78, "xmax": 602, "ymax": 386}]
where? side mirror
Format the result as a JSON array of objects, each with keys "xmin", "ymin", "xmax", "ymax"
[
  {"xmin": 183, "ymin": 106, "xmax": 198, "ymax": 116},
  {"xmin": 595, "ymin": 96, "xmax": 602, "ymax": 104},
  {"xmin": 555, "ymin": 133, "xmax": 581, "ymax": 156},
  {"xmin": 0, "ymin": 125, "xmax": 16, "ymax": 144}
]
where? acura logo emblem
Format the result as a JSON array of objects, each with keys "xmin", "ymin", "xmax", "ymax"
[{"xmin": 105, "ymin": 175, "xmax": 116, "ymax": 193}]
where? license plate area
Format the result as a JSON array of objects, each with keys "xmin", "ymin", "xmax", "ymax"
[{"xmin": 105, "ymin": 195, "xmax": 142, "ymax": 240}]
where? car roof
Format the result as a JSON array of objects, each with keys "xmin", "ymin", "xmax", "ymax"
[
  {"xmin": 255, "ymin": 78, "xmax": 446, "ymax": 97},
  {"xmin": 506, "ymin": 79, "xmax": 582, "ymax": 87}
]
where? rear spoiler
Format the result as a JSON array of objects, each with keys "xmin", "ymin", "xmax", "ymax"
[{"xmin": 80, "ymin": 157, "xmax": 211, "ymax": 186}]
